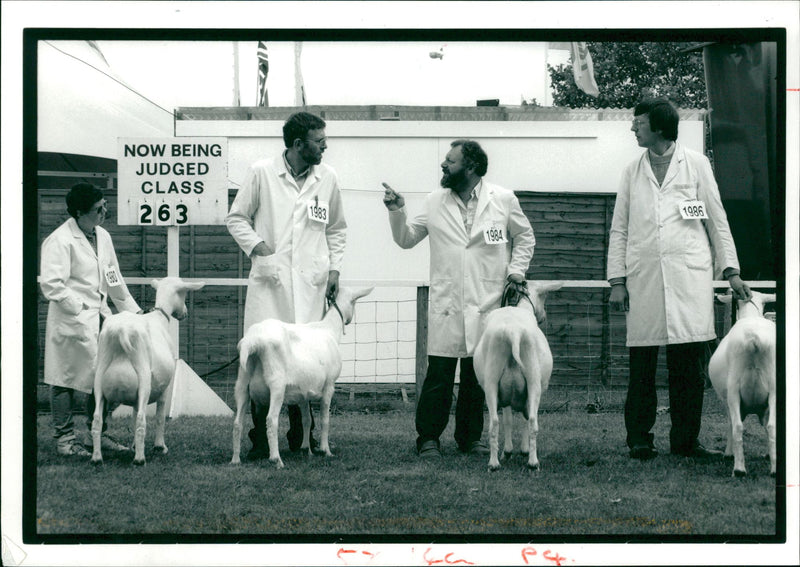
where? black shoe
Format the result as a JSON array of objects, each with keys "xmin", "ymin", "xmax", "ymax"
[
  {"xmin": 418, "ymin": 439, "xmax": 442, "ymax": 460},
  {"xmin": 671, "ymin": 443, "xmax": 722, "ymax": 459},
  {"xmin": 629, "ymin": 445, "xmax": 658, "ymax": 460},
  {"xmin": 460, "ymin": 440, "xmax": 490, "ymax": 455}
]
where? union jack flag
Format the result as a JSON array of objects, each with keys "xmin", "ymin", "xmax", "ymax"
[{"xmin": 257, "ymin": 41, "xmax": 269, "ymax": 106}]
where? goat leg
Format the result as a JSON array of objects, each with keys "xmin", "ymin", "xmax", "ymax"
[
  {"xmin": 90, "ymin": 395, "xmax": 105, "ymax": 465},
  {"xmin": 230, "ymin": 372, "xmax": 250, "ymax": 465},
  {"xmin": 153, "ymin": 394, "xmax": 169, "ymax": 455},
  {"xmin": 485, "ymin": 389, "xmax": 501, "ymax": 471},
  {"xmin": 726, "ymin": 388, "xmax": 746, "ymax": 477},
  {"xmin": 266, "ymin": 388, "xmax": 285, "ymax": 469},
  {"xmin": 319, "ymin": 385, "xmax": 335, "ymax": 457},
  {"xmin": 526, "ymin": 384, "xmax": 542, "ymax": 471}
]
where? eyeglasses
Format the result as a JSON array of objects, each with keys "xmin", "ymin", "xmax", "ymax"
[
  {"xmin": 91, "ymin": 200, "xmax": 108, "ymax": 214},
  {"xmin": 304, "ymin": 136, "xmax": 327, "ymax": 146}
]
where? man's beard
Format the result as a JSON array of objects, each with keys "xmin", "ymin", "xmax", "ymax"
[
  {"xmin": 441, "ymin": 168, "xmax": 467, "ymax": 189},
  {"xmin": 301, "ymin": 145, "xmax": 322, "ymax": 166}
]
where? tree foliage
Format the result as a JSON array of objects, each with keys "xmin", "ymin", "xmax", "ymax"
[{"xmin": 549, "ymin": 42, "xmax": 707, "ymax": 109}]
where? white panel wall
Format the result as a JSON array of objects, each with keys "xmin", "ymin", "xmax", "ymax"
[{"xmin": 176, "ymin": 116, "xmax": 703, "ymax": 283}]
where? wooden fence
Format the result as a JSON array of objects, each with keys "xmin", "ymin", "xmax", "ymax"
[{"xmin": 35, "ymin": 172, "xmax": 747, "ymax": 407}]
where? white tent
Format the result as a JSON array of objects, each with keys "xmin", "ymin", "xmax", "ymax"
[{"xmin": 38, "ymin": 40, "xmax": 174, "ymax": 159}]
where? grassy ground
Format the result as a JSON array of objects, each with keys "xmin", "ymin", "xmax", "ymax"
[{"xmin": 35, "ymin": 390, "xmax": 777, "ymax": 539}]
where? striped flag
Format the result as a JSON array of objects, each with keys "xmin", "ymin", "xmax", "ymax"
[
  {"xmin": 257, "ymin": 41, "xmax": 269, "ymax": 106},
  {"xmin": 570, "ymin": 42, "xmax": 599, "ymax": 97}
]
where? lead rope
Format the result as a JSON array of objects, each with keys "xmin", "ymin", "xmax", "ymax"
[
  {"xmin": 327, "ymin": 297, "xmax": 346, "ymax": 335},
  {"xmin": 501, "ymin": 281, "xmax": 535, "ymax": 311}
]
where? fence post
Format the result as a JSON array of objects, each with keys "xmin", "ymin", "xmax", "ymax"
[{"xmin": 415, "ymin": 286, "xmax": 429, "ymax": 401}]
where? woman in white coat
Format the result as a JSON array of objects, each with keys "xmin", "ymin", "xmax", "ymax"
[
  {"xmin": 607, "ymin": 98, "xmax": 751, "ymax": 461},
  {"xmin": 40, "ymin": 183, "xmax": 141, "ymax": 456},
  {"xmin": 383, "ymin": 140, "xmax": 535, "ymax": 459}
]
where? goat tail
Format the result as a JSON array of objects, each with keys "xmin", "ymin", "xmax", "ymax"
[
  {"xmin": 506, "ymin": 326, "xmax": 527, "ymax": 370},
  {"xmin": 238, "ymin": 325, "xmax": 286, "ymax": 379},
  {"xmin": 98, "ymin": 321, "xmax": 151, "ymax": 387},
  {"xmin": 741, "ymin": 327, "xmax": 774, "ymax": 360},
  {"xmin": 238, "ymin": 335, "xmax": 259, "ymax": 377}
]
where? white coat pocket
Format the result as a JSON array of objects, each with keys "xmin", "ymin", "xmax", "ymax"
[
  {"xmin": 430, "ymin": 279, "xmax": 458, "ymax": 319},
  {"xmin": 301, "ymin": 255, "xmax": 330, "ymax": 286},
  {"xmin": 250, "ymin": 255, "xmax": 282, "ymax": 286},
  {"xmin": 54, "ymin": 309, "xmax": 94, "ymax": 344}
]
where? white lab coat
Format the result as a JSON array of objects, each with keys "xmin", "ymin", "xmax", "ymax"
[
  {"xmin": 226, "ymin": 155, "xmax": 347, "ymax": 331},
  {"xmin": 607, "ymin": 143, "xmax": 740, "ymax": 346},
  {"xmin": 40, "ymin": 218, "xmax": 141, "ymax": 393},
  {"xmin": 390, "ymin": 182, "xmax": 535, "ymax": 357}
]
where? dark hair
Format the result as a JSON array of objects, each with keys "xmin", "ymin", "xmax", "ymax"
[
  {"xmin": 283, "ymin": 112, "xmax": 327, "ymax": 148},
  {"xmin": 451, "ymin": 139, "xmax": 488, "ymax": 177},
  {"xmin": 66, "ymin": 182, "xmax": 104, "ymax": 219},
  {"xmin": 634, "ymin": 97, "xmax": 679, "ymax": 141}
]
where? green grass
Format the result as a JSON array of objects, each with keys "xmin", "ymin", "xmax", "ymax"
[{"xmin": 35, "ymin": 391, "xmax": 777, "ymax": 538}]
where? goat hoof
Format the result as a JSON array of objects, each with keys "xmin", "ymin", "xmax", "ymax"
[
  {"xmin": 270, "ymin": 458, "xmax": 284, "ymax": 469},
  {"xmin": 91, "ymin": 458, "xmax": 103, "ymax": 466},
  {"xmin": 231, "ymin": 458, "xmax": 241, "ymax": 466},
  {"xmin": 733, "ymin": 469, "xmax": 747, "ymax": 478},
  {"xmin": 153, "ymin": 445, "xmax": 168, "ymax": 455},
  {"xmin": 488, "ymin": 464, "xmax": 501, "ymax": 472},
  {"xmin": 526, "ymin": 462, "xmax": 541, "ymax": 471},
  {"xmin": 133, "ymin": 458, "xmax": 146, "ymax": 466}
]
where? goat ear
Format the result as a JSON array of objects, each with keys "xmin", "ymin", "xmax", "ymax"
[
  {"xmin": 715, "ymin": 293, "xmax": 733, "ymax": 304},
  {"xmin": 762, "ymin": 294, "xmax": 776, "ymax": 304},
  {"xmin": 542, "ymin": 281, "xmax": 564, "ymax": 293},
  {"xmin": 150, "ymin": 278, "xmax": 161, "ymax": 290},
  {"xmin": 531, "ymin": 281, "xmax": 563, "ymax": 294},
  {"xmin": 353, "ymin": 287, "xmax": 374, "ymax": 300},
  {"xmin": 184, "ymin": 281, "xmax": 206, "ymax": 291}
]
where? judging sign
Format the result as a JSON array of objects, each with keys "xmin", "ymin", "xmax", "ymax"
[{"xmin": 117, "ymin": 137, "xmax": 228, "ymax": 225}]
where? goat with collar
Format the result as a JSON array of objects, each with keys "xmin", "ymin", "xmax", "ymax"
[
  {"xmin": 91, "ymin": 277, "xmax": 205, "ymax": 466},
  {"xmin": 709, "ymin": 290, "xmax": 777, "ymax": 477}
]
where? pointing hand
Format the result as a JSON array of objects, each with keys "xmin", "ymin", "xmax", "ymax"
[{"xmin": 382, "ymin": 182, "xmax": 405, "ymax": 211}]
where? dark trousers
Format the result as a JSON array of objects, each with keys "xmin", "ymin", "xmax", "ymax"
[
  {"xmin": 249, "ymin": 401, "xmax": 314, "ymax": 451},
  {"xmin": 50, "ymin": 386, "xmax": 108, "ymax": 441},
  {"xmin": 416, "ymin": 356, "xmax": 485, "ymax": 451},
  {"xmin": 624, "ymin": 342, "xmax": 707, "ymax": 452}
]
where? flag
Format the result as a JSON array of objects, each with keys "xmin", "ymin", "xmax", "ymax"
[
  {"xmin": 294, "ymin": 41, "xmax": 306, "ymax": 106},
  {"xmin": 570, "ymin": 42, "xmax": 599, "ymax": 97},
  {"xmin": 257, "ymin": 41, "xmax": 269, "ymax": 106}
]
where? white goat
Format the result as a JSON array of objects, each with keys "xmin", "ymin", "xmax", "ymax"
[
  {"xmin": 231, "ymin": 287, "xmax": 373, "ymax": 468},
  {"xmin": 91, "ymin": 277, "xmax": 205, "ymax": 465},
  {"xmin": 473, "ymin": 281, "xmax": 563, "ymax": 471},
  {"xmin": 708, "ymin": 290, "xmax": 776, "ymax": 477}
]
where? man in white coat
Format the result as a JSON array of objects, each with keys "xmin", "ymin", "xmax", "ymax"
[
  {"xmin": 383, "ymin": 140, "xmax": 535, "ymax": 459},
  {"xmin": 41, "ymin": 183, "xmax": 141, "ymax": 456},
  {"xmin": 226, "ymin": 112, "xmax": 346, "ymax": 460},
  {"xmin": 607, "ymin": 98, "xmax": 751, "ymax": 461}
]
